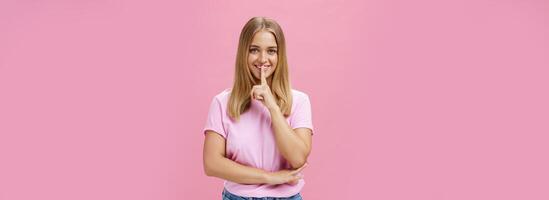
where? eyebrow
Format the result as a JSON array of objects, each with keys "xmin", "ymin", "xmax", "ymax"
[{"xmin": 250, "ymin": 45, "xmax": 277, "ymax": 49}]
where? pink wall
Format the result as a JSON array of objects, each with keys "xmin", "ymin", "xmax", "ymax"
[{"xmin": 1, "ymin": 0, "xmax": 548, "ymax": 199}]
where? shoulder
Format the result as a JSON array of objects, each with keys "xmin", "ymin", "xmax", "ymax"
[
  {"xmin": 213, "ymin": 88, "xmax": 231, "ymax": 100},
  {"xmin": 211, "ymin": 88, "xmax": 232, "ymax": 106},
  {"xmin": 291, "ymin": 88, "xmax": 311, "ymax": 103}
]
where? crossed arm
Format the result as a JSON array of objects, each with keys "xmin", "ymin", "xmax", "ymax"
[
  {"xmin": 203, "ymin": 131, "xmax": 274, "ymax": 184},
  {"xmin": 202, "ymin": 107, "xmax": 312, "ymax": 185}
]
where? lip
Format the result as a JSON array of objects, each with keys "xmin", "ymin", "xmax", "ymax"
[{"xmin": 254, "ymin": 64, "xmax": 271, "ymax": 69}]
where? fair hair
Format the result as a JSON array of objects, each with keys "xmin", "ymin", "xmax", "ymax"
[{"xmin": 228, "ymin": 17, "xmax": 292, "ymax": 121}]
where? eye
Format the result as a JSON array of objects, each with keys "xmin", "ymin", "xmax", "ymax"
[
  {"xmin": 268, "ymin": 49, "xmax": 277, "ymax": 54},
  {"xmin": 249, "ymin": 48, "xmax": 259, "ymax": 54}
]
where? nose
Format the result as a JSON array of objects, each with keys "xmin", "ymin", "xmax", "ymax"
[{"xmin": 258, "ymin": 51, "xmax": 268, "ymax": 63}]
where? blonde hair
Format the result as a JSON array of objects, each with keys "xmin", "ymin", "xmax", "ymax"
[{"xmin": 228, "ymin": 17, "xmax": 293, "ymax": 121}]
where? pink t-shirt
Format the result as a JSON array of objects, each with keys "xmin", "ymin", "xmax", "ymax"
[{"xmin": 203, "ymin": 88, "xmax": 314, "ymax": 198}]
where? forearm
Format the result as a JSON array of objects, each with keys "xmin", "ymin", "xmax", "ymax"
[
  {"xmin": 204, "ymin": 155, "xmax": 269, "ymax": 185},
  {"xmin": 269, "ymin": 106, "xmax": 309, "ymax": 168}
]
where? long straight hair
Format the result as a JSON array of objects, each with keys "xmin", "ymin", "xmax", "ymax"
[{"xmin": 228, "ymin": 17, "xmax": 292, "ymax": 121}]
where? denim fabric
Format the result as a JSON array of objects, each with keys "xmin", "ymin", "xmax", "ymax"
[{"xmin": 222, "ymin": 189, "xmax": 303, "ymax": 200}]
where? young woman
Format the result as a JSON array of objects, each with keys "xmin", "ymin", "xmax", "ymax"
[{"xmin": 203, "ymin": 17, "xmax": 314, "ymax": 200}]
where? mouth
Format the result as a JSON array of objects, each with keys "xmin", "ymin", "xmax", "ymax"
[{"xmin": 254, "ymin": 64, "xmax": 271, "ymax": 70}]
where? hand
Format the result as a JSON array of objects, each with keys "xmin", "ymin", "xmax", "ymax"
[
  {"xmin": 250, "ymin": 67, "xmax": 279, "ymax": 110},
  {"xmin": 265, "ymin": 163, "xmax": 307, "ymax": 185}
]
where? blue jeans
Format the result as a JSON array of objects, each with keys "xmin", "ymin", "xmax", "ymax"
[{"xmin": 222, "ymin": 189, "xmax": 303, "ymax": 200}]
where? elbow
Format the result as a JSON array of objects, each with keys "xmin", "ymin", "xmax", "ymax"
[
  {"xmin": 287, "ymin": 146, "xmax": 311, "ymax": 169},
  {"xmin": 289, "ymin": 157, "xmax": 307, "ymax": 169},
  {"xmin": 203, "ymin": 159, "xmax": 216, "ymax": 177},
  {"xmin": 288, "ymin": 150, "xmax": 310, "ymax": 169},
  {"xmin": 204, "ymin": 166, "xmax": 214, "ymax": 177}
]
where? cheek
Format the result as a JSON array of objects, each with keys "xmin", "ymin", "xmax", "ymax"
[
  {"xmin": 247, "ymin": 55, "xmax": 255, "ymax": 64},
  {"xmin": 270, "ymin": 55, "xmax": 278, "ymax": 65}
]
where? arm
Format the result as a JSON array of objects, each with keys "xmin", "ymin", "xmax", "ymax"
[
  {"xmin": 203, "ymin": 131, "xmax": 304, "ymax": 184},
  {"xmin": 203, "ymin": 131, "xmax": 269, "ymax": 184},
  {"xmin": 268, "ymin": 106, "xmax": 312, "ymax": 169},
  {"xmin": 250, "ymin": 67, "xmax": 313, "ymax": 169}
]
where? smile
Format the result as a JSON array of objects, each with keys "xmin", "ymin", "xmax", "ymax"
[{"xmin": 254, "ymin": 64, "xmax": 271, "ymax": 69}]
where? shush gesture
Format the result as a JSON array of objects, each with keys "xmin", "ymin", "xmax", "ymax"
[{"xmin": 250, "ymin": 66, "xmax": 279, "ymax": 111}]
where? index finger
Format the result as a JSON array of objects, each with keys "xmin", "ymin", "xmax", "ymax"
[{"xmin": 260, "ymin": 67, "xmax": 267, "ymax": 86}]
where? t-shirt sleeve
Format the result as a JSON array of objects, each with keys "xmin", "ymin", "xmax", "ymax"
[
  {"xmin": 203, "ymin": 97, "xmax": 227, "ymax": 138},
  {"xmin": 290, "ymin": 94, "xmax": 314, "ymax": 134}
]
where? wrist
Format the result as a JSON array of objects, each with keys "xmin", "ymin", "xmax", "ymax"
[
  {"xmin": 267, "ymin": 104, "xmax": 280, "ymax": 113},
  {"xmin": 261, "ymin": 171, "xmax": 272, "ymax": 184}
]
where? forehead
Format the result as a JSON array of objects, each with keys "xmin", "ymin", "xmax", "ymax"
[{"xmin": 251, "ymin": 30, "xmax": 277, "ymax": 47}]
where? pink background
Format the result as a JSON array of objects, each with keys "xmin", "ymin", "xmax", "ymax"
[{"xmin": 1, "ymin": 0, "xmax": 548, "ymax": 199}]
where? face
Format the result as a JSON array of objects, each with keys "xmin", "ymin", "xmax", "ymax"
[{"xmin": 247, "ymin": 30, "xmax": 278, "ymax": 82}]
